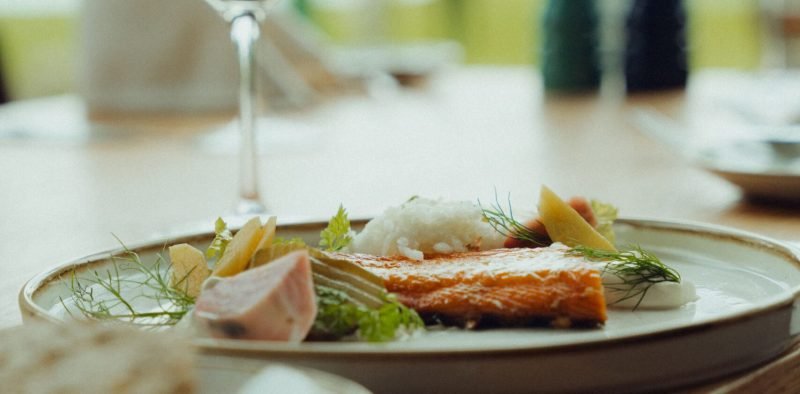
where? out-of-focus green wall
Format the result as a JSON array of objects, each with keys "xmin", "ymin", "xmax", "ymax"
[
  {"xmin": 457, "ymin": 0, "xmax": 545, "ymax": 64},
  {"xmin": 0, "ymin": 0, "xmax": 770, "ymax": 101},
  {"xmin": 0, "ymin": 17, "xmax": 78, "ymax": 99},
  {"xmin": 305, "ymin": 0, "xmax": 544, "ymax": 64},
  {"xmin": 687, "ymin": 0, "xmax": 762, "ymax": 69},
  {"xmin": 305, "ymin": 0, "xmax": 764, "ymax": 68},
  {"xmin": 386, "ymin": 0, "xmax": 452, "ymax": 42}
]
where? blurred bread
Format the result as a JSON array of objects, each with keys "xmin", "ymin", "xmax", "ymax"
[{"xmin": 0, "ymin": 321, "xmax": 195, "ymax": 394}]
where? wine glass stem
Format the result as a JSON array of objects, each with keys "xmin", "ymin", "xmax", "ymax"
[{"xmin": 231, "ymin": 13, "xmax": 266, "ymax": 214}]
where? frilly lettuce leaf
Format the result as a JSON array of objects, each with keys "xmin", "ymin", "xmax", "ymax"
[
  {"xmin": 311, "ymin": 286, "xmax": 423, "ymax": 342},
  {"xmin": 591, "ymin": 200, "xmax": 618, "ymax": 244}
]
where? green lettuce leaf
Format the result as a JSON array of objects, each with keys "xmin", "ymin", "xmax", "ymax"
[
  {"xmin": 310, "ymin": 286, "xmax": 423, "ymax": 342},
  {"xmin": 591, "ymin": 200, "xmax": 618, "ymax": 244}
]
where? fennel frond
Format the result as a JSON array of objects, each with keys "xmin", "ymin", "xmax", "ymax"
[{"xmin": 61, "ymin": 242, "xmax": 194, "ymax": 328}]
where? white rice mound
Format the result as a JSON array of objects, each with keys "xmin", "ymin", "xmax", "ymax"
[{"xmin": 349, "ymin": 197, "xmax": 505, "ymax": 260}]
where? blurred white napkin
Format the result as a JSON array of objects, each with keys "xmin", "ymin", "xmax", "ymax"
[
  {"xmin": 79, "ymin": 0, "xmax": 340, "ymax": 114},
  {"xmin": 79, "ymin": 0, "xmax": 238, "ymax": 113},
  {"xmin": 691, "ymin": 69, "xmax": 800, "ymax": 126}
]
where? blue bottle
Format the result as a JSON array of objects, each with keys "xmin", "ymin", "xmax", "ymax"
[{"xmin": 624, "ymin": 0, "xmax": 688, "ymax": 92}]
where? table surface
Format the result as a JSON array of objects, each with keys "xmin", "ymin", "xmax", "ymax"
[{"xmin": 3, "ymin": 67, "xmax": 800, "ymax": 392}]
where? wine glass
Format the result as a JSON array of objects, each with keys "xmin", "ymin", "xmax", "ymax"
[{"xmin": 204, "ymin": 0, "xmax": 274, "ymax": 215}]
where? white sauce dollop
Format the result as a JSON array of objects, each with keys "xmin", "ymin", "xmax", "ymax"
[
  {"xmin": 539, "ymin": 243, "xmax": 697, "ymax": 309},
  {"xmin": 601, "ymin": 266, "xmax": 698, "ymax": 309}
]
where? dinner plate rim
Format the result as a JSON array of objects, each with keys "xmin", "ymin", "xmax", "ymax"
[
  {"xmin": 702, "ymin": 165, "xmax": 800, "ymax": 201},
  {"xmin": 693, "ymin": 143, "xmax": 800, "ymax": 200},
  {"xmin": 19, "ymin": 216, "xmax": 800, "ymax": 358},
  {"xmin": 694, "ymin": 139, "xmax": 800, "ymax": 176},
  {"xmin": 701, "ymin": 163, "xmax": 800, "ymax": 177}
]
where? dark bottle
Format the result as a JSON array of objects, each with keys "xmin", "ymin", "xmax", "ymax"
[
  {"xmin": 0, "ymin": 47, "xmax": 6, "ymax": 103},
  {"xmin": 624, "ymin": 0, "xmax": 688, "ymax": 92},
  {"xmin": 540, "ymin": 0, "xmax": 600, "ymax": 93},
  {"xmin": 0, "ymin": 73, "xmax": 6, "ymax": 104}
]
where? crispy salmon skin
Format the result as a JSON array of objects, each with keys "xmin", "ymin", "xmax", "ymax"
[{"xmin": 328, "ymin": 246, "xmax": 607, "ymax": 328}]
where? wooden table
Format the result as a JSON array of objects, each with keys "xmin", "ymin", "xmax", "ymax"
[{"xmin": 2, "ymin": 67, "xmax": 800, "ymax": 391}]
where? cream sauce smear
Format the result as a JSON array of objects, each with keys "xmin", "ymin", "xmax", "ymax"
[
  {"xmin": 546, "ymin": 243, "xmax": 697, "ymax": 309},
  {"xmin": 602, "ymin": 271, "xmax": 697, "ymax": 309}
]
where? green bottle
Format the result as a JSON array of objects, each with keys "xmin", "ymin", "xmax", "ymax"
[{"xmin": 540, "ymin": 0, "xmax": 600, "ymax": 92}]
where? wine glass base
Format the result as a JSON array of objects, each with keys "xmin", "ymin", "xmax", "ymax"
[{"xmin": 235, "ymin": 198, "xmax": 268, "ymax": 216}]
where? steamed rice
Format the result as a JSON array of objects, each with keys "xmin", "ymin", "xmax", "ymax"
[{"xmin": 350, "ymin": 197, "xmax": 504, "ymax": 260}]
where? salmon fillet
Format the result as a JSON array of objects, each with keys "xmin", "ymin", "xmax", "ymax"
[{"xmin": 329, "ymin": 246, "xmax": 607, "ymax": 327}]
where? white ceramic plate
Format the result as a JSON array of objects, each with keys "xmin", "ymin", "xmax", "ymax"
[
  {"xmin": 695, "ymin": 139, "xmax": 800, "ymax": 202},
  {"xmin": 196, "ymin": 357, "xmax": 370, "ymax": 394},
  {"xmin": 19, "ymin": 218, "xmax": 800, "ymax": 393}
]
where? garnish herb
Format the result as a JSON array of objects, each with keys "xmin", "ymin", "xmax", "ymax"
[
  {"xmin": 568, "ymin": 245, "xmax": 681, "ymax": 309},
  {"xmin": 206, "ymin": 217, "xmax": 232, "ymax": 263},
  {"xmin": 311, "ymin": 286, "xmax": 423, "ymax": 342},
  {"xmin": 590, "ymin": 200, "xmax": 618, "ymax": 244},
  {"xmin": 358, "ymin": 293, "xmax": 424, "ymax": 341},
  {"xmin": 312, "ymin": 286, "xmax": 362, "ymax": 339},
  {"xmin": 479, "ymin": 193, "xmax": 549, "ymax": 247},
  {"xmin": 61, "ymin": 241, "xmax": 194, "ymax": 327},
  {"xmin": 320, "ymin": 205, "xmax": 353, "ymax": 252}
]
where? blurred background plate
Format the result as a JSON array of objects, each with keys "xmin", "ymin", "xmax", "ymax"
[
  {"xmin": 695, "ymin": 138, "xmax": 800, "ymax": 202},
  {"xmin": 633, "ymin": 105, "xmax": 800, "ymax": 203}
]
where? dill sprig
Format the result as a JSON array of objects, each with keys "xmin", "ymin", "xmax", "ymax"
[
  {"xmin": 569, "ymin": 245, "xmax": 681, "ymax": 309},
  {"xmin": 479, "ymin": 192, "xmax": 549, "ymax": 247},
  {"xmin": 61, "ymin": 240, "xmax": 194, "ymax": 328}
]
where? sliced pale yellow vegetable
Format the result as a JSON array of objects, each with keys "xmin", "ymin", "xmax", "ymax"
[
  {"xmin": 538, "ymin": 186, "xmax": 617, "ymax": 251},
  {"xmin": 212, "ymin": 217, "xmax": 266, "ymax": 277},
  {"xmin": 260, "ymin": 216, "xmax": 277, "ymax": 249},
  {"xmin": 249, "ymin": 216, "xmax": 278, "ymax": 267},
  {"xmin": 168, "ymin": 243, "xmax": 210, "ymax": 298},
  {"xmin": 311, "ymin": 249, "xmax": 385, "ymax": 288}
]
